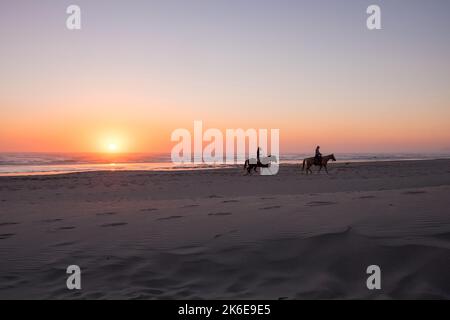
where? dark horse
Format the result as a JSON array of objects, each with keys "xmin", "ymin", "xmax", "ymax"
[
  {"xmin": 244, "ymin": 155, "xmax": 277, "ymax": 175},
  {"xmin": 302, "ymin": 154, "xmax": 336, "ymax": 174}
]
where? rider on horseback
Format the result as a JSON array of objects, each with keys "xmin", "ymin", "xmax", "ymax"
[
  {"xmin": 257, "ymin": 147, "xmax": 262, "ymax": 166},
  {"xmin": 303, "ymin": 148, "xmax": 336, "ymax": 174},
  {"xmin": 314, "ymin": 146, "xmax": 322, "ymax": 165}
]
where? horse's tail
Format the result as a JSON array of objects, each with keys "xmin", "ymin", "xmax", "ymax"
[
  {"xmin": 244, "ymin": 160, "xmax": 248, "ymax": 169},
  {"xmin": 302, "ymin": 159, "xmax": 306, "ymax": 171}
]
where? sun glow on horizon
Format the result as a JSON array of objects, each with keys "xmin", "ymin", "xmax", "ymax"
[
  {"xmin": 96, "ymin": 131, "xmax": 130, "ymax": 154},
  {"xmin": 107, "ymin": 143, "xmax": 118, "ymax": 153}
]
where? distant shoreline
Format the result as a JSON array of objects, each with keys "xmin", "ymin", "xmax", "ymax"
[{"xmin": 1, "ymin": 157, "xmax": 450, "ymax": 178}]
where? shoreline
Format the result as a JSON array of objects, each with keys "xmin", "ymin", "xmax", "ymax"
[{"xmin": 1, "ymin": 157, "xmax": 450, "ymax": 178}]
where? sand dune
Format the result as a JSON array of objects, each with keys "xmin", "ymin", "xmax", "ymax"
[{"xmin": 0, "ymin": 160, "xmax": 450, "ymax": 299}]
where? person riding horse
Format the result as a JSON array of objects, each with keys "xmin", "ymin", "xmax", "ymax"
[
  {"xmin": 244, "ymin": 147, "xmax": 277, "ymax": 174},
  {"xmin": 257, "ymin": 147, "xmax": 262, "ymax": 166},
  {"xmin": 315, "ymin": 146, "xmax": 322, "ymax": 165},
  {"xmin": 302, "ymin": 148, "xmax": 336, "ymax": 174}
]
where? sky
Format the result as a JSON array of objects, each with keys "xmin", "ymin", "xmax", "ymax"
[{"xmin": 1, "ymin": 0, "xmax": 449, "ymax": 154}]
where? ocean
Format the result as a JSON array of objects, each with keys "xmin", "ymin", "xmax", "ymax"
[{"xmin": 1, "ymin": 152, "xmax": 449, "ymax": 176}]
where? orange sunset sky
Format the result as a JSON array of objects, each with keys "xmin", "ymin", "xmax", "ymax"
[{"xmin": 1, "ymin": 1, "xmax": 449, "ymax": 154}]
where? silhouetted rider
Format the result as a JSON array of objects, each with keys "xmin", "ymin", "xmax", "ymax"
[
  {"xmin": 257, "ymin": 147, "xmax": 261, "ymax": 166},
  {"xmin": 315, "ymin": 146, "xmax": 322, "ymax": 164}
]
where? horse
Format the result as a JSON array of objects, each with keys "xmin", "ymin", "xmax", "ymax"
[
  {"xmin": 244, "ymin": 155, "xmax": 278, "ymax": 175},
  {"xmin": 302, "ymin": 154, "xmax": 336, "ymax": 174}
]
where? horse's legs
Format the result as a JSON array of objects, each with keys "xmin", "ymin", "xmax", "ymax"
[
  {"xmin": 318, "ymin": 165, "xmax": 322, "ymax": 173},
  {"xmin": 324, "ymin": 165, "xmax": 329, "ymax": 174}
]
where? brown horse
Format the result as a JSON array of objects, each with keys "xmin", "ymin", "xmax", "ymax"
[{"xmin": 302, "ymin": 154, "xmax": 336, "ymax": 174}]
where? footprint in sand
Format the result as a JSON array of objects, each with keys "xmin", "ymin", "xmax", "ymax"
[
  {"xmin": 96, "ymin": 212, "xmax": 118, "ymax": 216},
  {"xmin": 208, "ymin": 195, "xmax": 223, "ymax": 199},
  {"xmin": 52, "ymin": 241, "xmax": 77, "ymax": 247},
  {"xmin": 0, "ymin": 222, "xmax": 20, "ymax": 227},
  {"xmin": 214, "ymin": 229, "xmax": 237, "ymax": 239},
  {"xmin": 260, "ymin": 205, "xmax": 281, "ymax": 210},
  {"xmin": 100, "ymin": 222, "xmax": 128, "ymax": 227},
  {"xmin": 222, "ymin": 200, "xmax": 239, "ymax": 203},
  {"xmin": 260, "ymin": 197, "xmax": 275, "ymax": 200},
  {"xmin": 40, "ymin": 218, "xmax": 63, "ymax": 223},
  {"xmin": 140, "ymin": 208, "xmax": 158, "ymax": 212},
  {"xmin": 157, "ymin": 216, "xmax": 184, "ymax": 221},
  {"xmin": 181, "ymin": 204, "xmax": 199, "ymax": 208},
  {"xmin": 306, "ymin": 201, "xmax": 337, "ymax": 207},
  {"xmin": 208, "ymin": 212, "xmax": 233, "ymax": 216},
  {"xmin": 359, "ymin": 195, "xmax": 376, "ymax": 199},
  {"xmin": 0, "ymin": 233, "xmax": 15, "ymax": 240},
  {"xmin": 58, "ymin": 226, "xmax": 76, "ymax": 230},
  {"xmin": 403, "ymin": 190, "xmax": 427, "ymax": 195}
]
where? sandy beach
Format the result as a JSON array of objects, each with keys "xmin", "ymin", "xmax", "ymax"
[{"xmin": 0, "ymin": 159, "xmax": 450, "ymax": 299}]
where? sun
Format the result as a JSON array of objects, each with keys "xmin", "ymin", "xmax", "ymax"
[
  {"xmin": 97, "ymin": 131, "xmax": 129, "ymax": 154},
  {"xmin": 107, "ymin": 143, "xmax": 119, "ymax": 153}
]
